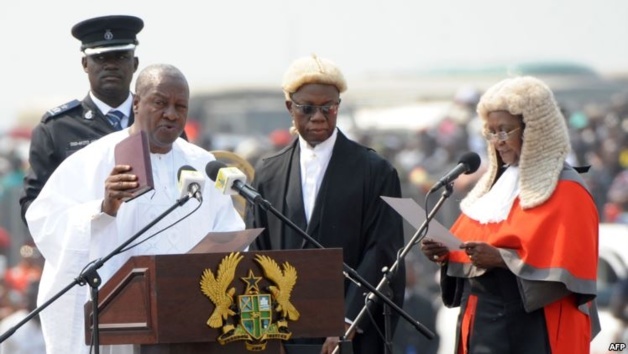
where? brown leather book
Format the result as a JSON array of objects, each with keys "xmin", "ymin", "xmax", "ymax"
[{"xmin": 114, "ymin": 130, "xmax": 154, "ymax": 201}]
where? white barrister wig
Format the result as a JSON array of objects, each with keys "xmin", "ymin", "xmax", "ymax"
[
  {"xmin": 461, "ymin": 76, "xmax": 571, "ymax": 210},
  {"xmin": 281, "ymin": 54, "xmax": 347, "ymax": 100},
  {"xmin": 282, "ymin": 54, "xmax": 347, "ymax": 135}
]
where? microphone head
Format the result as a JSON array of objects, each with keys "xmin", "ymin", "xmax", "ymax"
[
  {"xmin": 215, "ymin": 167, "xmax": 247, "ymax": 195},
  {"xmin": 177, "ymin": 165, "xmax": 205, "ymax": 199},
  {"xmin": 459, "ymin": 152, "xmax": 481, "ymax": 174},
  {"xmin": 205, "ymin": 160, "xmax": 228, "ymax": 181},
  {"xmin": 177, "ymin": 165, "xmax": 196, "ymax": 180}
]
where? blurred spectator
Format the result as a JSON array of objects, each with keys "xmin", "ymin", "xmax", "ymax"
[
  {"xmin": 4, "ymin": 246, "xmax": 43, "ymax": 295},
  {"xmin": 396, "ymin": 130, "xmax": 440, "ymax": 177},
  {"xmin": 451, "ymin": 86, "xmax": 486, "ymax": 160},
  {"xmin": 234, "ymin": 129, "xmax": 294, "ymax": 169},
  {"xmin": 584, "ymin": 150, "xmax": 616, "ymax": 216},
  {"xmin": 0, "ymin": 280, "xmax": 45, "ymax": 354},
  {"xmin": 0, "ymin": 228, "xmax": 10, "ymax": 257},
  {"xmin": 0, "ymin": 278, "xmax": 20, "ymax": 322},
  {"xmin": 269, "ymin": 128, "xmax": 293, "ymax": 150},
  {"xmin": 184, "ymin": 119, "xmax": 202, "ymax": 145},
  {"xmin": 568, "ymin": 111, "xmax": 590, "ymax": 165},
  {"xmin": 393, "ymin": 255, "xmax": 439, "ymax": 354},
  {"xmin": 0, "ymin": 153, "xmax": 25, "ymax": 200},
  {"xmin": 605, "ymin": 170, "xmax": 628, "ymax": 224},
  {"xmin": 433, "ymin": 117, "xmax": 467, "ymax": 164},
  {"xmin": 234, "ymin": 137, "xmax": 273, "ymax": 168}
]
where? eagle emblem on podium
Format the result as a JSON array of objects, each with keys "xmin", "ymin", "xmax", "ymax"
[{"xmin": 200, "ymin": 252, "xmax": 299, "ymax": 351}]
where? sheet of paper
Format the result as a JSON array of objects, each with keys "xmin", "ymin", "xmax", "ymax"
[
  {"xmin": 381, "ymin": 196, "xmax": 462, "ymax": 250},
  {"xmin": 187, "ymin": 228, "xmax": 264, "ymax": 254}
]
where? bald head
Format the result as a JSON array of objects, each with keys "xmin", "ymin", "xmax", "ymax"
[{"xmin": 135, "ymin": 64, "xmax": 189, "ymax": 97}]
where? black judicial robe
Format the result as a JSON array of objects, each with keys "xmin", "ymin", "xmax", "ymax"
[{"xmin": 248, "ymin": 130, "xmax": 406, "ymax": 354}]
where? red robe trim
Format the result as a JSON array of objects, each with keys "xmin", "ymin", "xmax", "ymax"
[
  {"xmin": 458, "ymin": 294, "xmax": 478, "ymax": 354},
  {"xmin": 448, "ymin": 180, "xmax": 599, "ymax": 354}
]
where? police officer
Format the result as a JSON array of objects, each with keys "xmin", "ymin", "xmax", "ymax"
[{"xmin": 20, "ymin": 15, "xmax": 144, "ymax": 222}]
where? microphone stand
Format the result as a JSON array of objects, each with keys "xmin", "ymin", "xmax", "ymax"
[
  {"xmin": 253, "ymin": 197, "xmax": 435, "ymax": 354},
  {"xmin": 333, "ymin": 183, "xmax": 454, "ymax": 354},
  {"xmin": 0, "ymin": 195, "xmax": 194, "ymax": 353}
]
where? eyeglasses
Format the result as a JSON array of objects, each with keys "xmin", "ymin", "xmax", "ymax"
[
  {"xmin": 291, "ymin": 100, "xmax": 340, "ymax": 117},
  {"xmin": 482, "ymin": 127, "xmax": 521, "ymax": 142}
]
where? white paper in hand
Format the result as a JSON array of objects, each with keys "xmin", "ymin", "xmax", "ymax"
[{"xmin": 381, "ymin": 196, "xmax": 462, "ymax": 250}]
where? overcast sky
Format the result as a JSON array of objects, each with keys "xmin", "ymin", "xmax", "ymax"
[{"xmin": 2, "ymin": 0, "xmax": 628, "ymax": 131}]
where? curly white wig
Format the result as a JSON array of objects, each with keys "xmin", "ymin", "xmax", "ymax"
[
  {"xmin": 461, "ymin": 76, "xmax": 571, "ymax": 210},
  {"xmin": 281, "ymin": 54, "xmax": 347, "ymax": 100},
  {"xmin": 282, "ymin": 54, "xmax": 347, "ymax": 135}
]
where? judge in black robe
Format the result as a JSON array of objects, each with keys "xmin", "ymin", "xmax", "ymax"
[{"xmin": 248, "ymin": 54, "xmax": 405, "ymax": 354}]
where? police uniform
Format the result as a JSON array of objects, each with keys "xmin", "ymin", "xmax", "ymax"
[
  {"xmin": 19, "ymin": 15, "xmax": 144, "ymax": 222},
  {"xmin": 20, "ymin": 96, "xmax": 136, "ymax": 219}
]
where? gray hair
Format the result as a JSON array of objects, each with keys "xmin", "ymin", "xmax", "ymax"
[{"xmin": 135, "ymin": 64, "xmax": 188, "ymax": 96}]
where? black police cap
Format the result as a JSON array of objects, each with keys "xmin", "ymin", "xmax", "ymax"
[{"xmin": 71, "ymin": 15, "xmax": 144, "ymax": 55}]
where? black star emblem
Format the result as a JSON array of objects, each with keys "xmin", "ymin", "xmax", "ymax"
[{"xmin": 241, "ymin": 270, "xmax": 262, "ymax": 293}]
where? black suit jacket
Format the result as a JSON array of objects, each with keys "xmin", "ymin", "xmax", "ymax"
[{"xmin": 248, "ymin": 130, "xmax": 405, "ymax": 354}]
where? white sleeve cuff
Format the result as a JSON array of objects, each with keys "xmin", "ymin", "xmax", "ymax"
[{"xmin": 90, "ymin": 200, "xmax": 116, "ymax": 232}]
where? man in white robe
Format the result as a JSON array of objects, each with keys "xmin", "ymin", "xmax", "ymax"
[{"xmin": 26, "ymin": 64, "xmax": 244, "ymax": 354}]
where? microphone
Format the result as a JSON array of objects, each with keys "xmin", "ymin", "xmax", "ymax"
[
  {"xmin": 205, "ymin": 161, "xmax": 433, "ymax": 342},
  {"xmin": 177, "ymin": 165, "xmax": 205, "ymax": 201},
  {"xmin": 205, "ymin": 160, "xmax": 264, "ymax": 205},
  {"xmin": 429, "ymin": 152, "xmax": 481, "ymax": 193}
]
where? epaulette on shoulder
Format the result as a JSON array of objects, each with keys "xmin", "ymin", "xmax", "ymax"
[
  {"xmin": 574, "ymin": 165, "xmax": 591, "ymax": 174},
  {"xmin": 41, "ymin": 99, "xmax": 81, "ymax": 122}
]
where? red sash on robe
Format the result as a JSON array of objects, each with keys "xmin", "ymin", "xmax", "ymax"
[{"xmin": 449, "ymin": 180, "xmax": 598, "ymax": 354}]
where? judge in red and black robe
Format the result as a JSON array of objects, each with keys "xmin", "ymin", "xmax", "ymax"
[{"xmin": 422, "ymin": 76, "xmax": 599, "ymax": 354}]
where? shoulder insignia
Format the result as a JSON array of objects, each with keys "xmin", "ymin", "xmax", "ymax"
[
  {"xmin": 574, "ymin": 165, "xmax": 591, "ymax": 174},
  {"xmin": 42, "ymin": 100, "xmax": 81, "ymax": 122}
]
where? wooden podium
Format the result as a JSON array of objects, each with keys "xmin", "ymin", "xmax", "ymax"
[{"xmin": 84, "ymin": 249, "xmax": 345, "ymax": 354}]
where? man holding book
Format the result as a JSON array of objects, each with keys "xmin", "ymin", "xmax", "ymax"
[
  {"xmin": 25, "ymin": 64, "xmax": 244, "ymax": 354},
  {"xmin": 20, "ymin": 15, "xmax": 187, "ymax": 223}
]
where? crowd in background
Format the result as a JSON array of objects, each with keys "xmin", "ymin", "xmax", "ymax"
[{"xmin": 0, "ymin": 82, "xmax": 627, "ymax": 353}]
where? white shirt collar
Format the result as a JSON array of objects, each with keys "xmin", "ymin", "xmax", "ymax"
[
  {"xmin": 90, "ymin": 91, "xmax": 133, "ymax": 118},
  {"xmin": 297, "ymin": 128, "xmax": 338, "ymax": 159}
]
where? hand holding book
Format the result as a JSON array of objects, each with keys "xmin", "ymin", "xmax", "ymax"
[
  {"xmin": 101, "ymin": 164, "xmax": 141, "ymax": 216},
  {"xmin": 102, "ymin": 131, "xmax": 154, "ymax": 215}
]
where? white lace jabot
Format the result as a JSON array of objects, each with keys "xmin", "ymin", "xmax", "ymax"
[{"xmin": 462, "ymin": 166, "xmax": 520, "ymax": 224}]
